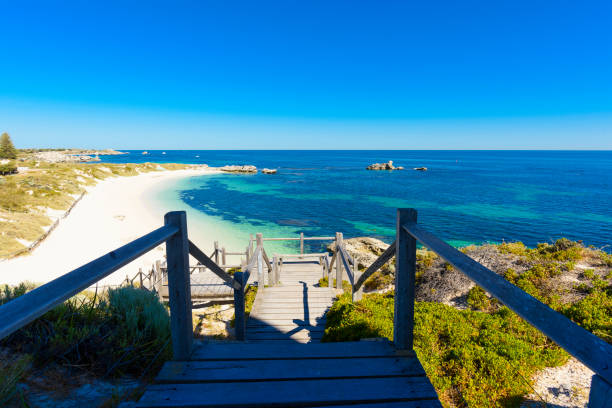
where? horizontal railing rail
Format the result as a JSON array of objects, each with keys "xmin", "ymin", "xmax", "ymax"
[
  {"xmin": 0, "ymin": 224, "xmax": 179, "ymax": 340},
  {"xmin": 353, "ymin": 241, "xmax": 396, "ymax": 293},
  {"xmin": 402, "ymin": 219, "xmax": 612, "ymax": 386},
  {"xmin": 188, "ymin": 240, "xmax": 241, "ymax": 290}
]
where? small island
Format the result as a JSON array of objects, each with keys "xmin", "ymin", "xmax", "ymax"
[{"xmin": 366, "ymin": 160, "xmax": 404, "ymax": 170}]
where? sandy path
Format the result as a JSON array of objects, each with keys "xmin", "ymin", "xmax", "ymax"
[{"xmin": 0, "ymin": 168, "xmax": 220, "ymax": 287}]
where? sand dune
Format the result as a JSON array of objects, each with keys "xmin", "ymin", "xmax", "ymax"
[{"xmin": 0, "ymin": 167, "xmax": 220, "ymax": 287}]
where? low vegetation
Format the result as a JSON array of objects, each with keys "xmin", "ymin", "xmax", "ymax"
[
  {"xmin": 230, "ymin": 284, "xmax": 258, "ymax": 328},
  {"xmin": 0, "ymin": 284, "xmax": 172, "ymax": 406},
  {"xmin": 0, "ymin": 154, "xmax": 193, "ymax": 258},
  {"xmin": 323, "ymin": 238, "xmax": 612, "ymax": 407}
]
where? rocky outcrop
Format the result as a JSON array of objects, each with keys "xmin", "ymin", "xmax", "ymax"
[
  {"xmin": 33, "ymin": 151, "xmax": 101, "ymax": 163},
  {"xmin": 328, "ymin": 237, "xmax": 390, "ymax": 269},
  {"xmin": 366, "ymin": 161, "xmax": 403, "ymax": 170},
  {"xmin": 262, "ymin": 168, "xmax": 277, "ymax": 174},
  {"xmin": 219, "ymin": 165, "xmax": 257, "ymax": 173}
]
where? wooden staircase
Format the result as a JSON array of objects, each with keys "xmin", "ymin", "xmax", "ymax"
[
  {"xmin": 247, "ymin": 255, "xmax": 335, "ymax": 343},
  {"xmin": 136, "ymin": 341, "xmax": 441, "ymax": 407},
  {"xmin": 134, "ymin": 254, "xmax": 441, "ymax": 407}
]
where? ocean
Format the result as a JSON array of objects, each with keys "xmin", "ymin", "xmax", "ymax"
[{"xmin": 101, "ymin": 150, "xmax": 612, "ymax": 253}]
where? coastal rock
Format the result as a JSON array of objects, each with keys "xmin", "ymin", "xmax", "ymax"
[
  {"xmin": 33, "ymin": 151, "xmax": 100, "ymax": 163},
  {"xmin": 366, "ymin": 160, "xmax": 403, "ymax": 170},
  {"xmin": 219, "ymin": 165, "xmax": 257, "ymax": 173},
  {"xmin": 328, "ymin": 237, "xmax": 390, "ymax": 269},
  {"xmin": 262, "ymin": 168, "xmax": 277, "ymax": 174}
]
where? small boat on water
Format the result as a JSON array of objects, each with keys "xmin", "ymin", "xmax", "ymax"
[
  {"xmin": 162, "ymin": 152, "xmax": 166, "ymax": 155},
  {"xmin": 195, "ymin": 155, "xmax": 200, "ymax": 158},
  {"xmin": 142, "ymin": 151, "xmax": 149, "ymax": 155},
  {"xmin": 413, "ymin": 167, "xmax": 428, "ymax": 171}
]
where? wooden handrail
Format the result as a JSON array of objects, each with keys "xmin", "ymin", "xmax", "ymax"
[
  {"xmin": 402, "ymin": 216, "xmax": 612, "ymax": 386},
  {"xmin": 337, "ymin": 246, "xmax": 354, "ymax": 286},
  {"xmin": 353, "ymin": 241, "xmax": 396, "ymax": 292},
  {"xmin": 188, "ymin": 240, "xmax": 240, "ymax": 290},
  {"xmin": 254, "ymin": 236, "xmax": 335, "ymax": 242},
  {"xmin": 0, "ymin": 224, "xmax": 179, "ymax": 340}
]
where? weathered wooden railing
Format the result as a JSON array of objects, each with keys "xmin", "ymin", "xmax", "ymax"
[
  {"xmin": 329, "ymin": 208, "xmax": 611, "ymax": 406},
  {"xmin": 0, "ymin": 211, "xmax": 254, "ymax": 359}
]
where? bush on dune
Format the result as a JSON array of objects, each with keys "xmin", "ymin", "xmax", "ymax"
[
  {"xmin": 0, "ymin": 285, "xmax": 171, "ymax": 378},
  {"xmin": 323, "ymin": 292, "xmax": 567, "ymax": 407}
]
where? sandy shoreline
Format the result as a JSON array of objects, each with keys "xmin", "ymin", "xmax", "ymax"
[{"xmin": 0, "ymin": 167, "xmax": 221, "ymax": 287}]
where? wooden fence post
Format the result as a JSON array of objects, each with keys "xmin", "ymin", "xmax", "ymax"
[
  {"xmin": 271, "ymin": 256, "xmax": 277, "ymax": 286},
  {"xmin": 245, "ymin": 246, "xmax": 250, "ymax": 263},
  {"xmin": 335, "ymin": 232, "xmax": 343, "ymax": 289},
  {"xmin": 221, "ymin": 247, "xmax": 226, "ymax": 267},
  {"xmin": 233, "ymin": 271, "xmax": 246, "ymax": 341},
  {"xmin": 394, "ymin": 208, "xmax": 417, "ymax": 351},
  {"xmin": 214, "ymin": 241, "xmax": 219, "ymax": 264},
  {"xmin": 138, "ymin": 268, "xmax": 143, "ymax": 288},
  {"xmin": 256, "ymin": 233, "xmax": 264, "ymax": 288},
  {"xmin": 164, "ymin": 211, "xmax": 193, "ymax": 360},
  {"xmin": 154, "ymin": 260, "xmax": 162, "ymax": 295},
  {"xmin": 300, "ymin": 232, "xmax": 304, "ymax": 254}
]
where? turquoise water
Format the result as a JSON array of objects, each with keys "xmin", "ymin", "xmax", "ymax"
[{"xmin": 103, "ymin": 150, "xmax": 612, "ymax": 252}]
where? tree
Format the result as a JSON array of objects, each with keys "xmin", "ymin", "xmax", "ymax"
[{"xmin": 0, "ymin": 132, "xmax": 17, "ymax": 159}]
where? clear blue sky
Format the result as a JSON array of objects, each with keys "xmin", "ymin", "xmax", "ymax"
[{"xmin": 1, "ymin": 1, "xmax": 611, "ymax": 149}]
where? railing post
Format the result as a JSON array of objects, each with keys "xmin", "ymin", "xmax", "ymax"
[
  {"xmin": 245, "ymin": 246, "xmax": 250, "ymax": 263},
  {"xmin": 222, "ymin": 247, "xmax": 226, "ymax": 267},
  {"xmin": 300, "ymin": 232, "xmax": 304, "ymax": 254},
  {"xmin": 335, "ymin": 232, "xmax": 343, "ymax": 289},
  {"xmin": 256, "ymin": 233, "xmax": 264, "ymax": 288},
  {"xmin": 394, "ymin": 208, "xmax": 417, "ymax": 351},
  {"xmin": 138, "ymin": 268, "xmax": 144, "ymax": 288},
  {"xmin": 271, "ymin": 256, "xmax": 277, "ymax": 286},
  {"xmin": 249, "ymin": 234, "xmax": 255, "ymax": 257},
  {"xmin": 589, "ymin": 374, "xmax": 612, "ymax": 408},
  {"xmin": 233, "ymin": 271, "xmax": 246, "ymax": 341},
  {"xmin": 164, "ymin": 211, "xmax": 193, "ymax": 360},
  {"xmin": 214, "ymin": 241, "xmax": 219, "ymax": 264}
]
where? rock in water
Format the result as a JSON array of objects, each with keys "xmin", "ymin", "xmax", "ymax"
[
  {"xmin": 366, "ymin": 160, "xmax": 403, "ymax": 170},
  {"xmin": 219, "ymin": 165, "xmax": 257, "ymax": 173},
  {"xmin": 413, "ymin": 167, "xmax": 427, "ymax": 171},
  {"xmin": 262, "ymin": 168, "xmax": 277, "ymax": 174}
]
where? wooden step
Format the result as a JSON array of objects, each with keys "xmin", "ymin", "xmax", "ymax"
[
  {"xmin": 156, "ymin": 356, "xmax": 424, "ymax": 383},
  {"xmin": 247, "ymin": 318, "xmax": 326, "ymax": 326},
  {"xmin": 191, "ymin": 341, "xmax": 396, "ymax": 360},
  {"xmin": 136, "ymin": 377, "xmax": 439, "ymax": 407}
]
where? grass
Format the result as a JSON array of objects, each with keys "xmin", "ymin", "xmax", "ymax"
[{"xmin": 0, "ymin": 161, "xmax": 193, "ymax": 258}]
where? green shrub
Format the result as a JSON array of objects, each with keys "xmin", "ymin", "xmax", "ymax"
[
  {"xmin": 0, "ymin": 354, "xmax": 31, "ymax": 405},
  {"xmin": 1, "ymin": 285, "xmax": 171, "ymax": 378},
  {"xmin": 318, "ymin": 277, "xmax": 352, "ymax": 292},
  {"xmin": 323, "ymin": 293, "xmax": 567, "ymax": 407},
  {"xmin": 561, "ymin": 288, "xmax": 612, "ymax": 343},
  {"xmin": 363, "ymin": 270, "xmax": 394, "ymax": 291},
  {"xmin": 498, "ymin": 242, "xmax": 529, "ymax": 257},
  {"xmin": 0, "ymin": 161, "xmax": 17, "ymax": 175},
  {"xmin": 467, "ymin": 286, "xmax": 490, "ymax": 311},
  {"xmin": 583, "ymin": 269, "xmax": 595, "ymax": 280}
]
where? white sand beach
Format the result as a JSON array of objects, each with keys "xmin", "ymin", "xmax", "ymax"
[{"xmin": 0, "ymin": 167, "xmax": 222, "ymax": 287}]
